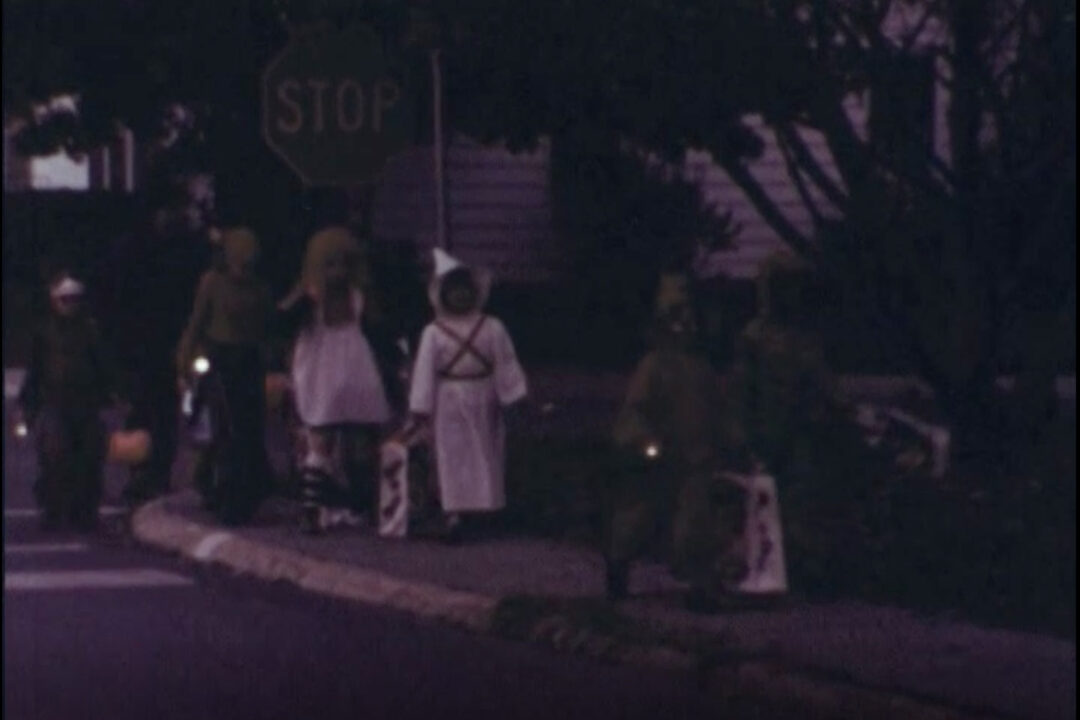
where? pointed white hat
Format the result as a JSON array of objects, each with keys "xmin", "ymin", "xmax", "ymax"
[
  {"xmin": 49, "ymin": 276, "xmax": 85, "ymax": 299},
  {"xmin": 433, "ymin": 248, "xmax": 464, "ymax": 278},
  {"xmin": 427, "ymin": 248, "xmax": 492, "ymax": 315}
]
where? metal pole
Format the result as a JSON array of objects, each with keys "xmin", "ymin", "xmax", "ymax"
[
  {"xmin": 101, "ymin": 146, "xmax": 112, "ymax": 191},
  {"xmin": 431, "ymin": 48, "xmax": 448, "ymax": 250},
  {"xmin": 122, "ymin": 127, "xmax": 135, "ymax": 192}
]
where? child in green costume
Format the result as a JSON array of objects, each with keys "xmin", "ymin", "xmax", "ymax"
[
  {"xmin": 605, "ymin": 274, "xmax": 748, "ymax": 612},
  {"xmin": 176, "ymin": 227, "xmax": 275, "ymax": 524}
]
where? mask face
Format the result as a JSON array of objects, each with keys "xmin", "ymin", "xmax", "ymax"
[
  {"xmin": 228, "ymin": 258, "xmax": 256, "ymax": 279},
  {"xmin": 323, "ymin": 252, "xmax": 352, "ymax": 289},
  {"xmin": 445, "ymin": 284, "xmax": 477, "ymax": 314},
  {"xmin": 221, "ymin": 228, "xmax": 260, "ymax": 278},
  {"xmin": 662, "ymin": 304, "xmax": 698, "ymax": 340},
  {"xmin": 440, "ymin": 271, "xmax": 478, "ymax": 315},
  {"xmin": 51, "ymin": 294, "xmax": 82, "ymax": 317}
]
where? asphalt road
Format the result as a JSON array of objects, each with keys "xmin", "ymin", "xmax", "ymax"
[{"xmin": 3, "ymin": 399, "xmax": 799, "ymax": 720}]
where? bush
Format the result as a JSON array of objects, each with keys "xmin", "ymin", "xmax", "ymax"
[{"xmin": 864, "ymin": 461, "xmax": 1075, "ymax": 638}]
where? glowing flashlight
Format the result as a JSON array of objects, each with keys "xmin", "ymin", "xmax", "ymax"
[
  {"xmin": 14, "ymin": 422, "xmax": 29, "ymax": 439},
  {"xmin": 193, "ymin": 356, "xmax": 211, "ymax": 375},
  {"xmin": 645, "ymin": 442, "xmax": 661, "ymax": 460}
]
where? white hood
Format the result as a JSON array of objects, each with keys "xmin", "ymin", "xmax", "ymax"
[{"xmin": 427, "ymin": 249, "xmax": 491, "ymax": 316}]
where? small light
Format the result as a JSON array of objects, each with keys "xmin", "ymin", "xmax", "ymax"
[
  {"xmin": 193, "ymin": 356, "xmax": 211, "ymax": 375},
  {"xmin": 645, "ymin": 443, "xmax": 661, "ymax": 459},
  {"xmin": 14, "ymin": 422, "xmax": 29, "ymax": 438}
]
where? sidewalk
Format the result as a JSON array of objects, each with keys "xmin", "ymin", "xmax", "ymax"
[
  {"xmin": 134, "ymin": 489, "xmax": 1075, "ymax": 720},
  {"xmin": 10, "ymin": 355, "xmax": 1067, "ymax": 719}
]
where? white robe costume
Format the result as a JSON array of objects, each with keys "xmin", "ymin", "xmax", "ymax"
[{"xmin": 408, "ymin": 251, "xmax": 527, "ymax": 513}]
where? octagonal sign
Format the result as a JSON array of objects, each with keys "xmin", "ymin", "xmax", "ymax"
[{"xmin": 262, "ymin": 25, "xmax": 414, "ymax": 186}]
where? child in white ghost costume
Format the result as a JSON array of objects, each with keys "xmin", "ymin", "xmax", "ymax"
[{"xmin": 409, "ymin": 249, "xmax": 528, "ymax": 535}]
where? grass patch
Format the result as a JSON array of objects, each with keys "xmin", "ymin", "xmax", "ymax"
[{"xmin": 490, "ymin": 595, "xmax": 750, "ymax": 670}]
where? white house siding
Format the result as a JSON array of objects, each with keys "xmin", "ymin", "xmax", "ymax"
[
  {"xmin": 690, "ymin": 3, "xmax": 971, "ymax": 280},
  {"xmin": 691, "ymin": 2, "xmax": 968, "ymax": 280},
  {"xmin": 372, "ymin": 121, "xmax": 848, "ymax": 285},
  {"xmin": 687, "ymin": 115, "xmax": 846, "ymax": 280},
  {"xmin": 372, "ymin": 0, "xmax": 977, "ymax": 285},
  {"xmin": 371, "ymin": 136, "xmax": 565, "ymax": 284}
]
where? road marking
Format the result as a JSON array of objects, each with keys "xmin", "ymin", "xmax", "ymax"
[
  {"xmin": 4, "ymin": 542, "xmax": 89, "ymax": 556},
  {"xmin": 192, "ymin": 531, "xmax": 233, "ymax": 561},
  {"xmin": 4, "ymin": 506, "xmax": 127, "ymax": 519},
  {"xmin": 4, "ymin": 568, "xmax": 193, "ymax": 592}
]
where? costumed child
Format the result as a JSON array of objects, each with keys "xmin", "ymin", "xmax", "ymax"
[
  {"xmin": 279, "ymin": 226, "xmax": 395, "ymax": 534},
  {"xmin": 17, "ymin": 270, "xmax": 120, "ymax": 531},
  {"xmin": 408, "ymin": 249, "xmax": 528, "ymax": 541},
  {"xmin": 605, "ymin": 273, "xmax": 749, "ymax": 612},
  {"xmin": 176, "ymin": 227, "xmax": 274, "ymax": 525}
]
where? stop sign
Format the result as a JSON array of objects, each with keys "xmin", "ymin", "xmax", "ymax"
[{"xmin": 262, "ymin": 25, "xmax": 414, "ymax": 186}]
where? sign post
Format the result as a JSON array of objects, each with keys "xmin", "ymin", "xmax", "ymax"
[{"xmin": 262, "ymin": 25, "xmax": 414, "ymax": 186}]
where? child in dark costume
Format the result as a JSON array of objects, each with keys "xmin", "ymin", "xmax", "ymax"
[
  {"xmin": 176, "ymin": 227, "xmax": 275, "ymax": 525},
  {"xmin": 605, "ymin": 273, "xmax": 748, "ymax": 612},
  {"xmin": 18, "ymin": 272, "xmax": 118, "ymax": 531}
]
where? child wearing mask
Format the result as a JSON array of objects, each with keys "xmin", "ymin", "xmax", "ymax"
[
  {"xmin": 18, "ymin": 270, "xmax": 118, "ymax": 531},
  {"xmin": 280, "ymin": 227, "xmax": 396, "ymax": 533},
  {"xmin": 177, "ymin": 227, "xmax": 274, "ymax": 524},
  {"xmin": 606, "ymin": 273, "xmax": 749, "ymax": 611},
  {"xmin": 408, "ymin": 249, "xmax": 528, "ymax": 541}
]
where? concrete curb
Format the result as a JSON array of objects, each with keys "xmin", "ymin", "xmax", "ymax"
[
  {"xmin": 131, "ymin": 499, "xmax": 497, "ymax": 632},
  {"xmin": 498, "ymin": 607, "xmax": 1006, "ymax": 720},
  {"xmin": 132, "ymin": 495, "xmax": 1012, "ymax": 720}
]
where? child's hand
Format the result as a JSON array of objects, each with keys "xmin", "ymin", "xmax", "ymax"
[{"xmin": 402, "ymin": 413, "xmax": 429, "ymax": 442}]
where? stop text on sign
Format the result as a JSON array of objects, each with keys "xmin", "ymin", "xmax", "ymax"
[
  {"xmin": 261, "ymin": 24, "xmax": 414, "ymax": 185},
  {"xmin": 272, "ymin": 78, "xmax": 401, "ymax": 134}
]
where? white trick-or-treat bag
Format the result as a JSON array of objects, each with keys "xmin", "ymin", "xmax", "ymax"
[
  {"xmin": 737, "ymin": 472, "xmax": 788, "ymax": 594},
  {"xmin": 378, "ymin": 424, "xmax": 433, "ymax": 538},
  {"xmin": 720, "ymin": 470, "xmax": 789, "ymax": 595}
]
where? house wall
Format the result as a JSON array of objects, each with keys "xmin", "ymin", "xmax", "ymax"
[
  {"xmin": 3, "ymin": 123, "xmax": 136, "ymax": 194},
  {"xmin": 365, "ymin": 3, "xmax": 1003, "ymax": 286},
  {"xmin": 371, "ymin": 136, "xmax": 567, "ymax": 283},
  {"xmin": 686, "ymin": 116, "xmax": 846, "ymax": 280},
  {"xmin": 368, "ymin": 119, "xmax": 848, "ymax": 284}
]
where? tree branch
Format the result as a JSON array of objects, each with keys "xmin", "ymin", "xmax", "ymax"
[
  {"xmin": 981, "ymin": 0, "xmax": 1029, "ymax": 65},
  {"xmin": 775, "ymin": 122, "xmax": 850, "ymax": 210},
  {"xmin": 900, "ymin": 0, "xmax": 948, "ymax": 54},
  {"xmin": 777, "ymin": 127, "xmax": 830, "ymax": 231},
  {"xmin": 811, "ymin": 96, "xmax": 876, "ymax": 194},
  {"xmin": 718, "ymin": 153, "xmax": 818, "ymax": 260}
]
